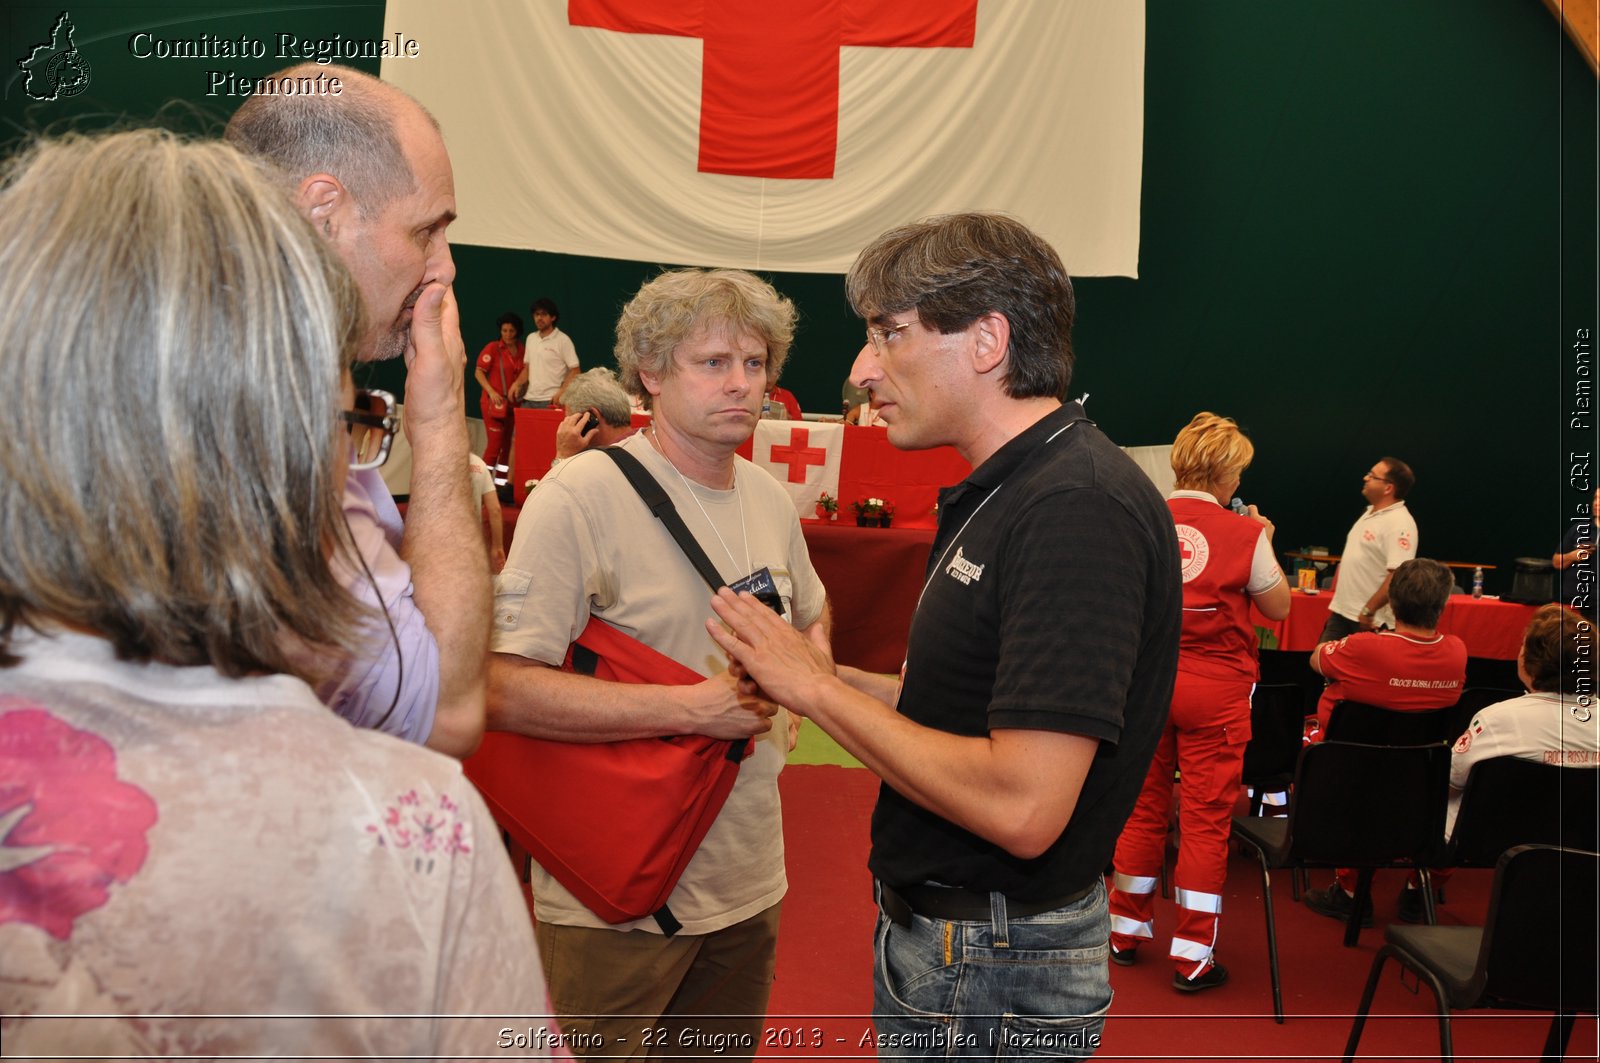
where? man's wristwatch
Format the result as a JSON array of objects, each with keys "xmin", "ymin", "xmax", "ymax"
[{"xmin": 1359, "ymin": 608, "xmax": 1374, "ymax": 618}]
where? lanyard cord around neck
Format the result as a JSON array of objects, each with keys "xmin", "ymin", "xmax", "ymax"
[{"xmin": 653, "ymin": 427, "xmax": 750, "ymax": 578}]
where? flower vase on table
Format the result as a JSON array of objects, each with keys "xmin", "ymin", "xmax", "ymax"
[{"xmin": 850, "ymin": 497, "xmax": 894, "ymax": 528}]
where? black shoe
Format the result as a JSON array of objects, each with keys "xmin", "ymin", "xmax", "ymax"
[
  {"xmin": 1174, "ymin": 962, "xmax": 1229, "ymax": 993},
  {"xmin": 1304, "ymin": 885, "xmax": 1374, "ymax": 928},
  {"xmin": 1110, "ymin": 945, "xmax": 1137, "ymax": 967},
  {"xmin": 1397, "ymin": 885, "xmax": 1427, "ymax": 924}
]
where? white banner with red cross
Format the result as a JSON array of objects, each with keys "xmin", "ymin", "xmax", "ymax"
[
  {"xmin": 382, "ymin": 0, "xmax": 1144, "ymax": 275},
  {"xmin": 750, "ymin": 420, "xmax": 843, "ymax": 518}
]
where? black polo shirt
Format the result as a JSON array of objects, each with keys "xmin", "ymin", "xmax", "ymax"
[{"xmin": 868, "ymin": 402, "xmax": 1181, "ymax": 900}]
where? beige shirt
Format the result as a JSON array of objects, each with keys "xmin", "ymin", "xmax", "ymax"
[
  {"xmin": 0, "ymin": 629, "xmax": 561, "ymax": 1057},
  {"xmin": 492, "ymin": 432, "xmax": 825, "ymax": 935}
]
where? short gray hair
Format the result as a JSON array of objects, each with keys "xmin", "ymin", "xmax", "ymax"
[
  {"xmin": 1388, "ymin": 558, "xmax": 1456, "ymax": 630},
  {"xmin": 0, "ymin": 129, "xmax": 370, "ymax": 677},
  {"xmin": 614, "ymin": 269, "xmax": 796, "ymax": 399},
  {"xmin": 224, "ymin": 63, "xmax": 431, "ymax": 216},
  {"xmin": 562, "ymin": 368, "xmax": 633, "ymax": 428}
]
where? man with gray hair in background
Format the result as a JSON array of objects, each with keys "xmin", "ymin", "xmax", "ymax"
[
  {"xmin": 226, "ymin": 64, "xmax": 488, "ymax": 756},
  {"xmin": 545, "ymin": 367, "xmax": 638, "ymax": 478}
]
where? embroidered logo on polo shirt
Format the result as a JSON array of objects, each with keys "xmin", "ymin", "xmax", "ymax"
[
  {"xmin": 945, "ymin": 547, "xmax": 986, "ymax": 586},
  {"xmin": 1175, "ymin": 524, "xmax": 1209, "ymax": 582}
]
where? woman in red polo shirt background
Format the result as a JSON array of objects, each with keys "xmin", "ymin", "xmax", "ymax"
[{"xmin": 475, "ymin": 311, "xmax": 526, "ymax": 473}]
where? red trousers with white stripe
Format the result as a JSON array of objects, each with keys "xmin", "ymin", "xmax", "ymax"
[
  {"xmin": 480, "ymin": 407, "xmax": 513, "ymax": 473},
  {"xmin": 1110, "ymin": 671, "xmax": 1251, "ymax": 978}
]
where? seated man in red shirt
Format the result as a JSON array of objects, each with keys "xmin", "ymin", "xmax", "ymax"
[
  {"xmin": 1308, "ymin": 557, "xmax": 1467, "ymax": 732},
  {"xmin": 1303, "ymin": 557, "xmax": 1466, "ymax": 925}
]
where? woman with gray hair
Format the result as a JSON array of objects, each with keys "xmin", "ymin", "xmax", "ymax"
[{"xmin": 0, "ymin": 131, "xmax": 557, "ymax": 1055}]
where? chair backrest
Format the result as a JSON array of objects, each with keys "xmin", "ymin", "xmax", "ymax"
[
  {"xmin": 1448, "ymin": 686, "xmax": 1522, "ymax": 741},
  {"xmin": 1284, "ymin": 740, "xmax": 1451, "ymax": 866},
  {"xmin": 1448, "ymin": 757, "xmax": 1600, "ymax": 866},
  {"xmin": 1241, "ymin": 682, "xmax": 1307, "ymax": 786},
  {"xmin": 1325, "ymin": 699, "xmax": 1459, "ymax": 746},
  {"xmin": 1451, "ymin": 687, "xmax": 1522, "ymax": 721},
  {"xmin": 1477, "ymin": 845, "xmax": 1599, "ymax": 1012}
]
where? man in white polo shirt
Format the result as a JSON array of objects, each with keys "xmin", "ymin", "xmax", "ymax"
[
  {"xmin": 515, "ymin": 296, "xmax": 580, "ymax": 407},
  {"xmin": 1323, "ymin": 456, "xmax": 1417, "ymax": 641}
]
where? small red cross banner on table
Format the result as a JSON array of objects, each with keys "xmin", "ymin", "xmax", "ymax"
[{"xmin": 750, "ymin": 421, "xmax": 843, "ymax": 517}]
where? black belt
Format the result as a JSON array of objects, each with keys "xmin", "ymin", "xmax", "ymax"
[{"xmin": 877, "ymin": 879, "xmax": 1096, "ymax": 928}]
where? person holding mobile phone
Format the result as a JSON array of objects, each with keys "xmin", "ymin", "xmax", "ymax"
[{"xmin": 544, "ymin": 368, "xmax": 638, "ymax": 478}]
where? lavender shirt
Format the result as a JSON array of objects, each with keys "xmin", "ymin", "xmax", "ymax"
[{"xmin": 318, "ymin": 468, "xmax": 440, "ymax": 743}]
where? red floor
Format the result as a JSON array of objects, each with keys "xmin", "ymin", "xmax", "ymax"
[{"xmin": 766, "ymin": 763, "xmax": 1598, "ymax": 1062}]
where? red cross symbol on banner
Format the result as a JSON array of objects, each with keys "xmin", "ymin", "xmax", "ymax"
[
  {"xmin": 568, "ymin": 0, "xmax": 978, "ymax": 179},
  {"xmin": 769, "ymin": 426, "xmax": 828, "ymax": 483}
]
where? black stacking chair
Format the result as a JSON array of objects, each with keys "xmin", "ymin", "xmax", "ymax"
[
  {"xmin": 1325, "ymin": 699, "xmax": 1460, "ymax": 746},
  {"xmin": 1342, "ymin": 844, "xmax": 1599, "ymax": 1063},
  {"xmin": 1241, "ymin": 682, "xmax": 1308, "ymax": 818},
  {"xmin": 1232, "ymin": 740, "xmax": 1451, "ymax": 1023},
  {"xmin": 1446, "ymin": 757, "xmax": 1600, "ymax": 868}
]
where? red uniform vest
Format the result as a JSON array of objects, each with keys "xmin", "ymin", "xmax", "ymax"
[{"xmin": 1169, "ymin": 496, "xmax": 1265, "ymax": 683}]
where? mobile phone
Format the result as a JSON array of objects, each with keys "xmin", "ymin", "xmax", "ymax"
[{"xmin": 581, "ymin": 410, "xmax": 599, "ymax": 434}]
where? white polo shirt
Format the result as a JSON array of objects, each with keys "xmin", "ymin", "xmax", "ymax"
[
  {"xmin": 1329, "ymin": 500, "xmax": 1417, "ymax": 626},
  {"xmin": 523, "ymin": 326, "xmax": 579, "ymax": 402}
]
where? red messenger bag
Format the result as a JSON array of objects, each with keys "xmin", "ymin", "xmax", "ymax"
[{"xmin": 465, "ymin": 618, "xmax": 750, "ymax": 934}]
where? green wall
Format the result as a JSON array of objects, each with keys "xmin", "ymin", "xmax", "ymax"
[{"xmin": 5, "ymin": 1, "xmax": 1594, "ymax": 589}]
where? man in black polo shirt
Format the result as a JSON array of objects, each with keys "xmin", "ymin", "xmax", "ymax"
[{"xmin": 708, "ymin": 212, "xmax": 1180, "ymax": 1056}]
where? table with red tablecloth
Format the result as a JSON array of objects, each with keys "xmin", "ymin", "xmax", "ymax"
[
  {"xmin": 803, "ymin": 522, "xmax": 934, "ymax": 673},
  {"xmin": 1250, "ymin": 592, "xmax": 1537, "ymax": 660}
]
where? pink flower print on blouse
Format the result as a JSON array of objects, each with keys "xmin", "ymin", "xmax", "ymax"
[
  {"xmin": 0, "ymin": 704, "xmax": 158, "ymax": 940},
  {"xmin": 365, "ymin": 788, "xmax": 471, "ymax": 874}
]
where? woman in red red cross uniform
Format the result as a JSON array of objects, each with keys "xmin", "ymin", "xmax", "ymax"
[
  {"xmin": 1108, "ymin": 412, "xmax": 1291, "ymax": 992},
  {"xmin": 475, "ymin": 311, "xmax": 526, "ymax": 473}
]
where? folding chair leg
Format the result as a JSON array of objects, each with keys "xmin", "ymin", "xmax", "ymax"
[
  {"xmin": 1341, "ymin": 946, "xmax": 1392, "ymax": 1062},
  {"xmin": 1416, "ymin": 867, "xmax": 1438, "ymax": 925},
  {"xmin": 1542, "ymin": 1013, "xmax": 1576, "ymax": 1062},
  {"xmin": 1404, "ymin": 959, "xmax": 1458, "ymax": 1062},
  {"xmin": 1345, "ymin": 869, "xmax": 1374, "ymax": 947},
  {"xmin": 1418, "ymin": 968, "xmax": 1456, "ymax": 1063},
  {"xmin": 1258, "ymin": 859, "xmax": 1284, "ymax": 1023}
]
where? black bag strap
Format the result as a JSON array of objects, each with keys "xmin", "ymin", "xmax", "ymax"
[
  {"xmin": 598, "ymin": 446, "xmax": 747, "ymax": 773},
  {"xmin": 601, "ymin": 446, "xmax": 727, "ymax": 593},
  {"xmin": 600, "ymin": 445, "xmax": 743, "ymax": 937}
]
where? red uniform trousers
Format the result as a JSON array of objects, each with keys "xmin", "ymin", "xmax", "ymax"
[
  {"xmin": 480, "ymin": 396, "xmax": 514, "ymax": 473},
  {"xmin": 1110, "ymin": 670, "xmax": 1251, "ymax": 978}
]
